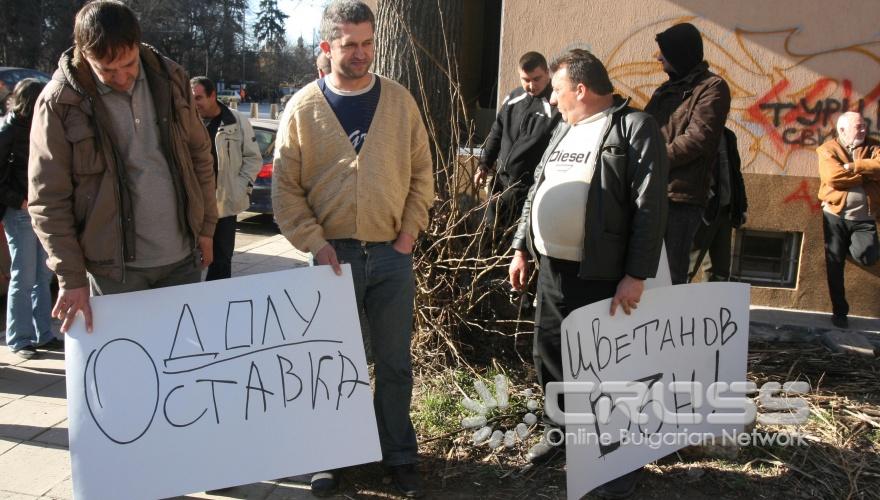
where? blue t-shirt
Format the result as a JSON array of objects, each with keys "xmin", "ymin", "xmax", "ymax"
[{"xmin": 318, "ymin": 75, "xmax": 381, "ymax": 153}]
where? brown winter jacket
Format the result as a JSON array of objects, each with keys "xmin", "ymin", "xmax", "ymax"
[
  {"xmin": 28, "ymin": 44, "xmax": 217, "ymax": 289},
  {"xmin": 817, "ymin": 137, "xmax": 880, "ymax": 218},
  {"xmin": 645, "ymin": 61, "xmax": 731, "ymax": 206}
]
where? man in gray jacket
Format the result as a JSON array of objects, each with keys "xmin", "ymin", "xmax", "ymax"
[
  {"xmin": 191, "ymin": 76, "xmax": 262, "ymax": 280},
  {"xmin": 508, "ymin": 49, "xmax": 668, "ymax": 498}
]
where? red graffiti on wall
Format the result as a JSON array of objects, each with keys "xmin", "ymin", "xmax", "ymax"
[
  {"xmin": 783, "ymin": 180, "xmax": 822, "ymax": 213},
  {"xmin": 747, "ymin": 78, "xmax": 880, "ymax": 154}
]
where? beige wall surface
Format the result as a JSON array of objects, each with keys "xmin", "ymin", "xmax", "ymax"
[
  {"xmin": 499, "ymin": 0, "xmax": 880, "ymax": 177},
  {"xmin": 743, "ymin": 173, "xmax": 880, "ymax": 316},
  {"xmin": 500, "ymin": 0, "xmax": 880, "ymax": 315}
]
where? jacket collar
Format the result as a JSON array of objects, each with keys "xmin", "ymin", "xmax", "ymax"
[
  {"xmin": 658, "ymin": 60, "xmax": 710, "ymax": 90},
  {"xmin": 538, "ymin": 83, "xmax": 553, "ymax": 101},
  {"xmin": 58, "ymin": 43, "xmax": 169, "ymax": 101},
  {"xmin": 217, "ymin": 101, "xmax": 238, "ymax": 127},
  {"xmin": 609, "ymin": 94, "xmax": 631, "ymax": 114},
  {"xmin": 545, "ymin": 95, "xmax": 631, "ymax": 157}
]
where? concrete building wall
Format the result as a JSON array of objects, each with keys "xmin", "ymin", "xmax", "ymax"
[{"xmin": 499, "ymin": 0, "xmax": 880, "ymax": 315}]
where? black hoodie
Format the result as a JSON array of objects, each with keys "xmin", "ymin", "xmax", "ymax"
[{"xmin": 656, "ymin": 22, "xmax": 704, "ymax": 80}]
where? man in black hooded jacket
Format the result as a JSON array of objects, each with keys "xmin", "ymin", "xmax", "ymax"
[{"xmin": 645, "ymin": 22, "xmax": 731, "ymax": 285}]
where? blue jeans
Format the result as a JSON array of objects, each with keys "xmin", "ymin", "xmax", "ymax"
[
  {"xmin": 330, "ymin": 239, "xmax": 418, "ymax": 466},
  {"xmin": 4, "ymin": 208, "xmax": 54, "ymax": 351}
]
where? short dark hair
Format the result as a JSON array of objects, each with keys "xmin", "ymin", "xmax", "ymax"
[
  {"xmin": 190, "ymin": 76, "xmax": 216, "ymax": 97},
  {"xmin": 549, "ymin": 49, "xmax": 614, "ymax": 95},
  {"xmin": 320, "ymin": 0, "xmax": 375, "ymax": 42},
  {"xmin": 74, "ymin": 1, "xmax": 141, "ymax": 61},
  {"xmin": 11, "ymin": 79, "xmax": 46, "ymax": 118},
  {"xmin": 519, "ymin": 52, "xmax": 548, "ymax": 73}
]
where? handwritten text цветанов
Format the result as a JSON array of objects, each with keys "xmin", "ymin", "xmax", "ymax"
[{"xmin": 566, "ymin": 307, "xmax": 739, "ymax": 378}]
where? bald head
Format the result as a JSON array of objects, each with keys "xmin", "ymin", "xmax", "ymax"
[{"xmin": 837, "ymin": 112, "xmax": 867, "ymax": 148}]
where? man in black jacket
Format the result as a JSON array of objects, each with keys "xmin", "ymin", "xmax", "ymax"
[
  {"xmin": 508, "ymin": 49, "xmax": 668, "ymax": 498},
  {"xmin": 475, "ymin": 51, "xmax": 559, "ymax": 248}
]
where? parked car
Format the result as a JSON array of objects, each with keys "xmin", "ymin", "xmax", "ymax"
[
  {"xmin": 0, "ymin": 67, "xmax": 51, "ymax": 114},
  {"xmin": 249, "ymin": 118, "xmax": 278, "ymax": 214},
  {"xmin": 217, "ymin": 89, "xmax": 242, "ymax": 104}
]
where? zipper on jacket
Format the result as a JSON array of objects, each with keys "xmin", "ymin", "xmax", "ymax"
[
  {"xmin": 89, "ymin": 96, "xmax": 128, "ymax": 284},
  {"xmin": 500, "ymin": 95, "xmax": 535, "ymax": 176}
]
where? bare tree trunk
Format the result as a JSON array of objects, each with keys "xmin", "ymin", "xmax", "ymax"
[
  {"xmin": 374, "ymin": 0, "xmax": 463, "ymax": 164},
  {"xmin": 373, "ymin": 1, "xmax": 528, "ymax": 366}
]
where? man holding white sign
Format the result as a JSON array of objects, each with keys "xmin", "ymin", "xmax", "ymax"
[
  {"xmin": 272, "ymin": 1, "xmax": 434, "ymax": 496},
  {"xmin": 508, "ymin": 49, "xmax": 668, "ymax": 497},
  {"xmin": 28, "ymin": 1, "xmax": 218, "ymax": 333}
]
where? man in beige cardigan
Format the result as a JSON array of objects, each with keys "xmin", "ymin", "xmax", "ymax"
[{"xmin": 272, "ymin": 1, "xmax": 433, "ymax": 497}]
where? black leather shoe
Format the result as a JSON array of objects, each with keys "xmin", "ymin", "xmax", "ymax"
[
  {"xmin": 39, "ymin": 338, "xmax": 64, "ymax": 351},
  {"xmin": 831, "ymin": 314, "xmax": 849, "ymax": 329},
  {"xmin": 310, "ymin": 470, "xmax": 339, "ymax": 497},
  {"xmin": 528, "ymin": 438, "xmax": 565, "ymax": 465},
  {"xmin": 389, "ymin": 464, "xmax": 423, "ymax": 498},
  {"xmin": 12, "ymin": 345, "xmax": 37, "ymax": 360},
  {"xmin": 206, "ymin": 486, "xmax": 235, "ymax": 495},
  {"xmin": 591, "ymin": 468, "xmax": 642, "ymax": 499}
]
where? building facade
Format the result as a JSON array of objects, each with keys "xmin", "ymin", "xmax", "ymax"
[{"xmin": 496, "ymin": 0, "xmax": 880, "ymax": 316}]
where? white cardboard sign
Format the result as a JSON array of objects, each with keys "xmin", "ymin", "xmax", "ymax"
[
  {"xmin": 64, "ymin": 265, "xmax": 381, "ymax": 500},
  {"xmin": 559, "ymin": 282, "xmax": 750, "ymax": 499}
]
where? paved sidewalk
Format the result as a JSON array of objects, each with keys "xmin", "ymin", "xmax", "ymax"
[{"xmin": 0, "ymin": 231, "xmax": 315, "ymax": 500}]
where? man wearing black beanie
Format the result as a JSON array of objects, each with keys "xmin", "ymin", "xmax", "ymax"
[{"xmin": 645, "ymin": 22, "xmax": 731, "ymax": 285}]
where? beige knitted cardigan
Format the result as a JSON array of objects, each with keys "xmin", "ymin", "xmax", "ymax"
[{"xmin": 272, "ymin": 76, "xmax": 434, "ymax": 254}]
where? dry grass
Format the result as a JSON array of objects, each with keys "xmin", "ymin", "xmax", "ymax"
[{"xmin": 407, "ymin": 340, "xmax": 880, "ymax": 499}]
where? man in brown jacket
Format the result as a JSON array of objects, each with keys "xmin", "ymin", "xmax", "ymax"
[
  {"xmin": 28, "ymin": 0, "xmax": 217, "ymax": 333},
  {"xmin": 645, "ymin": 22, "xmax": 731, "ymax": 285},
  {"xmin": 817, "ymin": 111, "xmax": 880, "ymax": 328}
]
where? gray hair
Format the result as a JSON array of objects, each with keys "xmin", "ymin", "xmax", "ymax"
[
  {"xmin": 320, "ymin": 0, "xmax": 375, "ymax": 42},
  {"xmin": 837, "ymin": 111, "xmax": 863, "ymax": 131}
]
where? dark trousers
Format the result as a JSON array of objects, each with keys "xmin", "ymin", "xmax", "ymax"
[
  {"xmin": 689, "ymin": 205, "xmax": 732, "ymax": 282},
  {"xmin": 206, "ymin": 215, "xmax": 236, "ymax": 281},
  {"xmin": 534, "ymin": 255, "xmax": 618, "ymax": 412},
  {"xmin": 822, "ymin": 211, "xmax": 879, "ymax": 317},
  {"xmin": 665, "ymin": 202, "xmax": 705, "ymax": 285},
  {"xmin": 483, "ymin": 180, "xmax": 528, "ymax": 250},
  {"xmin": 534, "ymin": 255, "xmax": 644, "ymax": 491}
]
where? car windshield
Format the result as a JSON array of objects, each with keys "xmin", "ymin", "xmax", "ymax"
[
  {"xmin": 0, "ymin": 69, "xmax": 51, "ymax": 88},
  {"xmin": 253, "ymin": 127, "xmax": 275, "ymax": 162}
]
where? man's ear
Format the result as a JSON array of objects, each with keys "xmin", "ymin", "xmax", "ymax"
[{"xmin": 319, "ymin": 40, "xmax": 331, "ymax": 56}]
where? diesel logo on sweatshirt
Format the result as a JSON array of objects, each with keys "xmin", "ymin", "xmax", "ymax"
[{"xmin": 548, "ymin": 150, "xmax": 592, "ymax": 164}]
